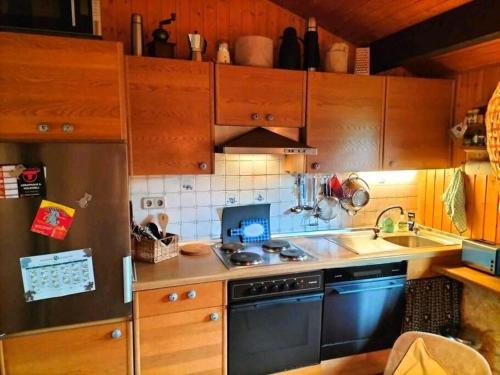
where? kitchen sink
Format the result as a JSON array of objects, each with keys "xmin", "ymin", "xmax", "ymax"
[
  {"xmin": 325, "ymin": 230, "xmax": 456, "ymax": 255},
  {"xmin": 382, "ymin": 235, "xmax": 442, "ymax": 248}
]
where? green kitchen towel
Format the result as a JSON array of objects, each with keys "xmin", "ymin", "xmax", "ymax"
[{"xmin": 442, "ymin": 169, "xmax": 467, "ymax": 233}]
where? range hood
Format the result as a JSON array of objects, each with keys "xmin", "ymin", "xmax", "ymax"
[{"xmin": 216, "ymin": 127, "xmax": 317, "ymax": 155}]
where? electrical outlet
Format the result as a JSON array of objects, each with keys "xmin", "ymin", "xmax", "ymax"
[{"xmin": 141, "ymin": 196, "xmax": 165, "ymax": 209}]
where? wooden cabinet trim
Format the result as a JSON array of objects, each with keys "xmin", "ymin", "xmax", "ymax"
[{"xmin": 0, "ymin": 340, "xmax": 5, "ymax": 375}]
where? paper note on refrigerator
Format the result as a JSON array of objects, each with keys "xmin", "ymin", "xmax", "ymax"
[
  {"xmin": 20, "ymin": 248, "xmax": 96, "ymax": 302},
  {"xmin": 30, "ymin": 200, "xmax": 76, "ymax": 240},
  {"xmin": 0, "ymin": 164, "xmax": 46, "ymax": 199}
]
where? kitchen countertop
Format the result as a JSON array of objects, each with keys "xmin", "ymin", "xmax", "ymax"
[{"xmin": 133, "ymin": 231, "xmax": 462, "ymax": 291}]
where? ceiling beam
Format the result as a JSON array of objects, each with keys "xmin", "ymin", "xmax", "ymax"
[{"xmin": 370, "ymin": 0, "xmax": 500, "ymax": 73}]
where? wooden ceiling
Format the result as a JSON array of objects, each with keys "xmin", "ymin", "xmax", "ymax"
[{"xmin": 270, "ymin": 0, "xmax": 471, "ymax": 45}]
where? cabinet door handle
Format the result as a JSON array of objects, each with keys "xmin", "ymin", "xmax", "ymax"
[
  {"xmin": 265, "ymin": 114, "xmax": 274, "ymax": 121},
  {"xmin": 187, "ymin": 290, "xmax": 197, "ymax": 299},
  {"xmin": 62, "ymin": 123, "xmax": 74, "ymax": 133},
  {"xmin": 311, "ymin": 162, "xmax": 320, "ymax": 170},
  {"xmin": 198, "ymin": 162, "xmax": 208, "ymax": 170},
  {"xmin": 37, "ymin": 123, "xmax": 50, "ymax": 133},
  {"xmin": 210, "ymin": 312, "xmax": 219, "ymax": 321},
  {"xmin": 111, "ymin": 329, "xmax": 122, "ymax": 339},
  {"xmin": 251, "ymin": 113, "xmax": 260, "ymax": 121},
  {"xmin": 168, "ymin": 293, "xmax": 178, "ymax": 302}
]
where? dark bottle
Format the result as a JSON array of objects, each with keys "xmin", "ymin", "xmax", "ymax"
[
  {"xmin": 278, "ymin": 27, "xmax": 301, "ymax": 70},
  {"xmin": 303, "ymin": 17, "xmax": 320, "ymax": 71}
]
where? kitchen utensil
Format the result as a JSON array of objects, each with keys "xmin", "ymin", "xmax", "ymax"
[
  {"xmin": 131, "ymin": 14, "xmax": 144, "ymax": 56},
  {"xmin": 302, "ymin": 174, "xmax": 317, "ymax": 211},
  {"xmin": 229, "ymin": 218, "xmax": 270, "ymax": 243},
  {"xmin": 221, "ymin": 204, "xmax": 270, "ymax": 243},
  {"xmin": 146, "ymin": 222, "xmax": 162, "ymax": 239},
  {"xmin": 324, "ymin": 43, "xmax": 349, "ymax": 73},
  {"xmin": 140, "ymin": 214, "xmax": 154, "ymax": 226},
  {"xmin": 313, "ymin": 196, "xmax": 340, "ymax": 222},
  {"xmin": 279, "ymin": 27, "xmax": 301, "ymax": 70},
  {"xmin": 234, "ymin": 36, "xmax": 273, "ymax": 68},
  {"xmin": 148, "ymin": 13, "xmax": 176, "ymax": 58},
  {"xmin": 354, "ymin": 47, "xmax": 370, "ymax": 75},
  {"xmin": 340, "ymin": 173, "xmax": 370, "ymax": 216},
  {"xmin": 158, "ymin": 213, "xmax": 169, "ymax": 236},
  {"xmin": 303, "ymin": 17, "xmax": 320, "ymax": 71},
  {"xmin": 216, "ymin": 42, "xmax": 231, "ymax": 64},
  {"xmin": 180, "ymin": 244, "xmax": 210, "ymax": 256},
  {"xmin": 188, "ymin": 31, "xmax": 207, "ymax": 62},
  {"xmin": 290, "ymin": 174, "xmax": 303, "ymax": 213}
]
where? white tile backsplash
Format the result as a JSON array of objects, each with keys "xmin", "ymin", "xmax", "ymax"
[{"xmin": 130, "ymin": 154, "xmax": 419, "ymax": 241}]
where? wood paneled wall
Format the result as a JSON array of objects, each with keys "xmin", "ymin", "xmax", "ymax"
[
  {"xmin": 417, "ymin": 169, "xmax": 500, "ymax": 244},
  {"xmin": 100, "ymin": 0, "xmax": 355, "ymax": 69},
  {"xmin": 452, "ymin": 64, "xmax": 500, "ymax": 166}
]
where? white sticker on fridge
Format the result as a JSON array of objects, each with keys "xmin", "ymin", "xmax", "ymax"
[{"xmin": 20, "ymin": 248, "xmax": 96, "ymax": 302}]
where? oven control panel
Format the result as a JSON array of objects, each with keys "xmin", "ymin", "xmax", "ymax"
[{"xmin": 228, "ymin": 271, "xmax": 324, "ymax": 303}]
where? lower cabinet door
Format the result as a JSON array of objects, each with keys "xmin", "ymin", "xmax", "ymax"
[
  {"xmin": 2, "ymin": 321, "xmax": 131, "ymax": 375},
  {"xmin": 138, "ymin": 306, "xmax": 224, "ymax": 375}
]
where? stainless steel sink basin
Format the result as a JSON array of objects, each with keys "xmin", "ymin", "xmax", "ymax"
[{"xmin": 382, "ymin": 235, "xmax": 442, "ymax": 248}]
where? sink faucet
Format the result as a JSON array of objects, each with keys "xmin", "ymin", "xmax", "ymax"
[{"xmin": 374, "ymin": 206, "xmax": 404, "ymax": 239}]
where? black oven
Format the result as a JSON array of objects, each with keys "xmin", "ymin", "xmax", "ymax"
[
  {"xmin": 0, "ymin": 0, "xmax": 101, "ymax": 36},
  {"xmin": 228, "ymin": 271, "xmax": 324, "ymax": 375}
]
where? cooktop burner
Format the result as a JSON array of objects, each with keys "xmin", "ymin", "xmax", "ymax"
[
  {"xmin": 280, "ymin": 248, "xmax": 307, "ymax": 261},
  {"xmin": 212, "ymin": 240, "xmax": 317, "ymax": 269},
  {"xmin": 262, "ymin": 239, "xmax": 290, "ymax": 253},
  {"xmin": 230, "ymin": 251, "xmax": 263, "ymax": 266},
  {"xmin": 220, "ymin": 242, "xmax": 244, "ymax": 253}
]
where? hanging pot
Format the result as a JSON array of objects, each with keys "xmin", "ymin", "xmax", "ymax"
[{"xmin": 340, "ymin": 173, "xmax": 370, "ymax": 216}]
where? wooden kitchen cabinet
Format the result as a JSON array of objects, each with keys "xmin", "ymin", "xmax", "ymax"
[
  {"xmin": 135, "ymin": 281, "xmax": 225, "ymax": 374},
  {"xmin": 306, "ymin": 73, "xmax": 385, "ymax": 173},
  {"xmin": 383, "ymin": 77, "xmax": 454, "ymax": 170},
  {"xmin": 0, "ymin": 32, "xmax": 127, "ymax": 141},
  {"xmin": 1, "ymin": 320, "xmax": 132, "ymax": 374},
  {"xmin": 127, "ymin": 57, "xmax": 213, "ymax": 175},
  {"xmin": 215, "ymin": 64, "xmax": 306, "ymax": 127}
]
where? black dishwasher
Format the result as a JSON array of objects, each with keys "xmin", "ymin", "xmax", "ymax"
[{"xmin": 321, "ymin": 262, "xmax": 407, "ymax": 360}]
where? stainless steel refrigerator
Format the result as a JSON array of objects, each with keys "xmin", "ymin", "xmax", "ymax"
[{"xmin": 0, "ymin": 142, "xmax": 132, "ymax": 336}]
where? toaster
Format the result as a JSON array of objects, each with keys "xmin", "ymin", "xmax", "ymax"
[{"xmin": 461, "ymin": 240, "xmax": 500, "ymax": 276}]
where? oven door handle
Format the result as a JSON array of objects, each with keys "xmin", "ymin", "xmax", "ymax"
[
  {"xmin": 230, "ymin": 293, "xmax": 323, "ymax": 312},
  {"xmin": 328, "ymin": 281, "xmax": 405, "ymax": 295}
]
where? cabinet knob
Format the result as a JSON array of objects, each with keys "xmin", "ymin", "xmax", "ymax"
[
  {"xmin": 62, "ymin": 123, "xmax": 74, "ymax": 133},
  {"xmin": 265, "ymin": 114, "xmax": 274, "ymax": 121},
  {"xmin": 168, "ymin": 293, "xmax": 178, "ymax": 302},
  {"xmin": 37, "ymin": 122, "xmax": 50, "ymax": 133},
  {"xmin": 250, "ymin": 113, "xmax": 260, "ymax": 121},
  {"xmin": 187, "ymin": 290, "xmax": 197, "ymax": 299},
  {"xmin": 111, "ymin": 329, "xmax": 122, "ymax": 339},
  {"xmin": 198, "ymin": 162, "xmax": 208, "ymax": 170},
  {"xmin": 311, "ymin": 162, "xmax": 321, "ymax": 170},
  {"xmin": 388, "ymin": 160, "xmax": 395, "ymax": 167},
  {"xmin": 210, "ymin": 312, "xmax": 219, "ymax": 321}
]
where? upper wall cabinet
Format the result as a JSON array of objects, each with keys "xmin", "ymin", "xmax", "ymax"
[
  {"xmin": 306, "ymin": 73, "xmax": 385, "ymax": 173},
  {"xmin": 0, "ymin": 32, "xmax": 127, "ymax": 141},
  {"xmin": 127, "ymin": 57, "xmax": 213, "ymax": 175},
  {"xmin": 383, "ymin": 77, "xmax": 454, "ymax": 170},
  {"xmin": 215, "ymin": 65, "xmax": 306, "ymax": 128}
]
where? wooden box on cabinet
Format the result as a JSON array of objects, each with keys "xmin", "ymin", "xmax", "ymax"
[
  {"xmin": 127, "ymin": 57, "xmax": 213, "ymax": 175},
  {"xmin": 383, "ymin": 77, "xmax": 454, "ymax": 170},
  {"xmin": 306, "ymin": 73, "xmax": 385, "ymax": 173},
  {"xmin": 215, "ymin": 64, "xmax": 306, "ymax": 128},
  {"xmin": 1, "ymin": 321, "xmax": 132, "ymax": 375},
  {"xmin": 135, "ymin": 281, "xmax": 225, "ymax": 375},
  {"xmin": 0, "ymin": 32, "xmax": 127, "ymax": 141}
]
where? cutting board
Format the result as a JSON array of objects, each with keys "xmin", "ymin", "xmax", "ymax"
[{"xmin": 221, "ymin": 204, "xmax": 270, "ymax": 243}]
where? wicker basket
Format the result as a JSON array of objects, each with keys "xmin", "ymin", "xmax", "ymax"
[
  {"xmin": 486, "ymin": 81, "xmax": 500, "ymax": 179},
  {"xmin": 133, "ymin": 233, "xmax": 178, "ymax": 263}
]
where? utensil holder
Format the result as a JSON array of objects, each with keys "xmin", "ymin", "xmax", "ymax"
[{"xmin": 132, "ymin": 233, "xmax": 178, "ymax": 263}]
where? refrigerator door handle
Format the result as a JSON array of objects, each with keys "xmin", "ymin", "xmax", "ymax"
[{"xmin": 123, "ymin": 256, "xmax": 133, "ymax": 304}]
